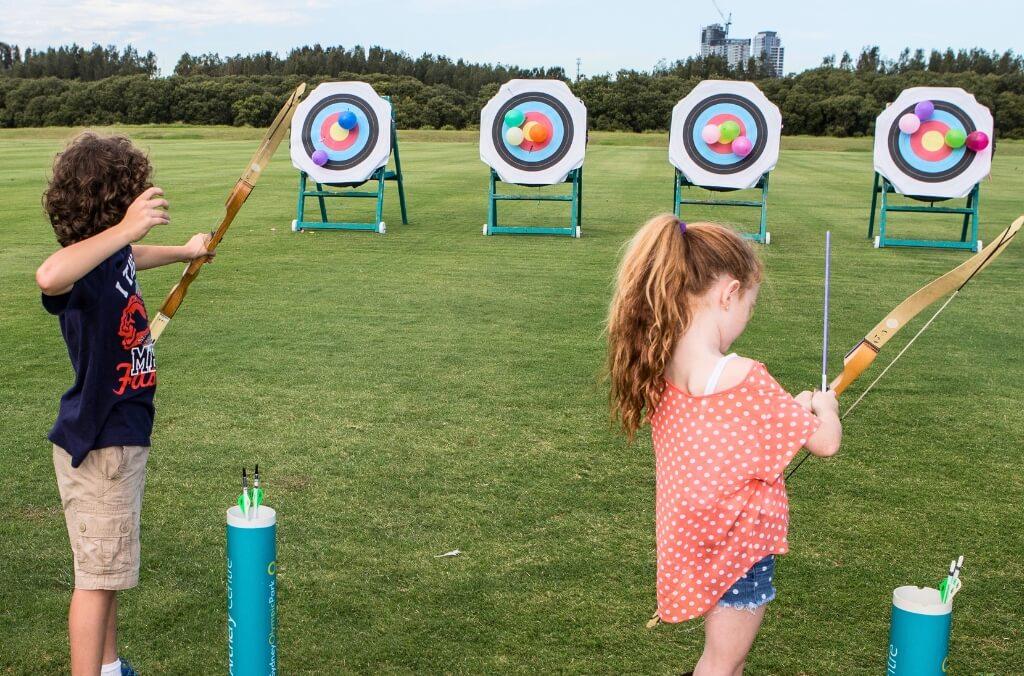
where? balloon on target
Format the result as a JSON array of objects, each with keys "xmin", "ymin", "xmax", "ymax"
[
  {"xmin": 669, "ymin": 80, "xmax": 782, "ymax": 190},
  {"xmin": 874, "ymin": 87, "xmax": 993, "ymax": 199},
  {"xmin": 290, "ymin": 82, "xmax": 392, "ymax": 185},
  {"xmin": 480, "ymin": 79, "xmax": 587, "ymax": 186}
]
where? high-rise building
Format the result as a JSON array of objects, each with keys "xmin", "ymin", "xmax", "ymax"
[
  {"xmin": 753, "ymin": 31, "xmax": 785, "ymax": 76},
  {"xmin": 701, "ymin": 24, "xmax": 784, "ymax": 76},
  {"xmin": 700, "ymin": 23, "xmax": 751, "ymax": 70}
]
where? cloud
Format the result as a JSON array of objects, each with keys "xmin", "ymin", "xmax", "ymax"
[{"xmin": 0, "ymin": 0, "xmax": 327, "ymax": 46}]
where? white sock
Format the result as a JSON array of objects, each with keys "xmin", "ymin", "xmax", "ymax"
[{"xmin": 101, "ymin": 659, "xmax": 121, "ymax": 676}]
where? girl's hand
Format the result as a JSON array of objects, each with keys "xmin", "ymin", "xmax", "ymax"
[
  {"xmin": 116, "ymin": 187, "xmax": 169, "ymax": 242},
  {"xmin": 811, "ymin": 389, "xmax": 840, "ymax": 418},
  {"xmin": 794, "ymin": 390, "xmax": 813, "ymax": 411},
  {"xmin": 183, "ymin": 232, "xmax": 215, "ymax": 262}
]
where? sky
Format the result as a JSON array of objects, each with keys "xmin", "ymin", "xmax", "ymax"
[{"xmin": 1, "ymin": 0, "xmax": 1018, "ymax": 77}]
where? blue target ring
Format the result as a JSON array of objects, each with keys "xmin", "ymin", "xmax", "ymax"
[
  {"xmin": 501, "ymin": 101, "xmax": 566, "ymax": 164},
  {"xmin": 300, "ymin": 94, "xmax": 379, "ymax": 172},
  {"xmin": 894, "ymin": 108, "xmax": 969, "ymax": 177},
  {"xmin": 690, "ymin": 104, "xmax": 760, "ymax": 166},
  {"xmin": 681, "ymin": 94, "xmax": 768, "ymax": 175},
  {"xmin": 491, "ymin": 92, "xmax": 574, "ymax": 172}
]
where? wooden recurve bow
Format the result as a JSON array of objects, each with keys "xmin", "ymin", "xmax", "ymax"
[
  {"xmin": 149, "ymin": 82, "xmax": 306, "ymax": 343},
  {"xmin": 787, "ymin": 215, "xmax": 1021, "ymax": 480}
]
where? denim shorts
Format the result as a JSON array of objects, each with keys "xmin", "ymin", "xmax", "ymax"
[{"xmin": 717, "ymin": 555, "xmax": 776, "ymax": 611}]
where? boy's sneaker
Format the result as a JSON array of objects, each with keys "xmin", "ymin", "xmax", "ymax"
[{"xmin": 119, "ymin": 657, "xmax": 138, "ymax": 676}]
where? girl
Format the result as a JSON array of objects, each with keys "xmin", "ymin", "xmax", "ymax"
[{"xmin": 607, "ymin": 216, "xmax": 841, "ymax": 676}]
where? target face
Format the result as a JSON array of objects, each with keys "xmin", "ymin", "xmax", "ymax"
[
  {"xmin": 669, "ymin": 81, "xmax": 781, "ymax": 190},
  {"xmin": 874, "ymin": 87, "xmax": 993, "ymax": 199},
  {"xmin": 481, "ymin": 80, "xmax": 586, "ymax": 185},
  {"xmin": 290, "ymin": 82, "xmax": 392, "ymax": 184}
]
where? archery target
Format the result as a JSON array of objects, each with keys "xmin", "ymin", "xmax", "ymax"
[
  {"xmin": 669, "ymin": 80, "xmax": 781, "ymax": 190},
  {"xmin": 874, "ymin": 87, "xmax": 993, "ymax": 199},
  {"xmin": 290, "ymin": 82, "xmax": 392, "ymax": 184},
  {"xmin": 480, "ymin": 80, "xmax": 587, "ymax": 185}
]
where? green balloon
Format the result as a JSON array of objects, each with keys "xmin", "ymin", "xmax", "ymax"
[
  {"xmin": 719, "ymin": 120, "xmax": 741, "ymax": 143},
  {"xmin": 945, "ymin": 129, "xmax": 966, "ymax": 149},
  {"xmin": 504, "ymin": 109, "xmax": 525, "ymax": 128}
]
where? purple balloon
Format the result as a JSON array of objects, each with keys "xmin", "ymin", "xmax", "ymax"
[
  {"xmin": 914, "ymin": 100, "xmax": 935, "ymax": 121},
  {"xmin": 731, "ymin": 135, "xmax": 753, "ymax": 157},
  {"xmin": 311, "ymin": 149, "xmax": 329, "ymax": 166}
]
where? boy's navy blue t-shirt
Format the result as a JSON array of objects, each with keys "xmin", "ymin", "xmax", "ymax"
[{"xmin": 43, "ymin": 245, "xmax": 156, "ymax": 467}]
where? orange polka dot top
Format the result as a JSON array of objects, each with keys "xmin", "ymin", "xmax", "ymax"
[{"xmin": 650, "ymin": 358, "xmax": 819, "ymax": 622}]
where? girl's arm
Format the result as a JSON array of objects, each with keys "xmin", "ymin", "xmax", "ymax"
[
  {"xmin": 804, "ymin": 390, "xmax": 842, "ymax": 457},
  {"xmin": 133, "ymin": 233, "xmax": 213, "ymax": 271},
  {"xmin": 36, "ymin": 187, "xmax": 168, "ymax": 295}
]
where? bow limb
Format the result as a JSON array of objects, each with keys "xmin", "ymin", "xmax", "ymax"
[{"xmin": 149, "ymin": 82, "xmax": 307, "ymax": 342}]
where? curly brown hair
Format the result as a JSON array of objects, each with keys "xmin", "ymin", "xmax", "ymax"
[{"xmin": 43, "ymin": 132, "xmax": 152, "ymax": 247}]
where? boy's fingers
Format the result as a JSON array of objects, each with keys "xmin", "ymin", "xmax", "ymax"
[
  {"xmin": 141, "ymin": 186, "xmax": 164, "ymax": 200},
  {"xmin": 149, "ymin": 198, "xmax": 169, "ymax": 210}
]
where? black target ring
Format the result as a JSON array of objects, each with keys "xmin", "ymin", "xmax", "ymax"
[
  {"xmin": 301, "ymin": 94, "xmax": 379, "ymax": 172},
  {"xmin": 491, "ymin": 92, "xmax": 573, "ymax": 172},
  {"xmin": 886, "ymin": 101, "xmax": 976, "ymax": 183},
  {"xmin": 681, "ymin": 94, "xmax": 768, "ymax": 175}
]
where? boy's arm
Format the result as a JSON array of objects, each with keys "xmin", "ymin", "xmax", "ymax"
[
  {"xmin": 36, "ymin": 187, "xmax": 168, "ymax": 295},
  {"xmin": 134, "ymin": 233, "xmax": 214, "ymax": 271}
]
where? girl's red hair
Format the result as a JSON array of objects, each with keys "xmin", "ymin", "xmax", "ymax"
[{"xmin": 607, "ymin": 215, "xmax": 763, "ymax": 440}]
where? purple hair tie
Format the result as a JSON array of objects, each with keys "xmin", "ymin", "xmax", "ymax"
[{"xmin": 678, "ymin": 219, "xmax": 687, "ymax": 235}]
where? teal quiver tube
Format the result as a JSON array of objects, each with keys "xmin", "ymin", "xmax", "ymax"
[
  {"xmin": 886, "ymin": 585, "xmax": 952, "ymax": 675},
  {"xmin": 227, "ymin": 505, "xmax": 278, "ymax": 675}
]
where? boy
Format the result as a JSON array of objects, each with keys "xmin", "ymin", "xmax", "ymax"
[{"xmin": 36, "ymin": 132, "xmax": 213, "ymax": 676}]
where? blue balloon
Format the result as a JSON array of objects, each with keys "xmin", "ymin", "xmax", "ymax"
[{"xmin": 337, "ymin": 110, "xmax": 358, "ymax": 130}]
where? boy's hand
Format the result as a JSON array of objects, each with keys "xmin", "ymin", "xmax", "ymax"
[
  {"xmin": 794, "ymin": 390, "xmax": 813, "ymax": 411},
  {"xmin": 117, "ymin": 187, "xmax": 169, "ymax": 241},
  {"xmin": 183, "ymin": 232, "xmax": 216, "ymax": 262},
  {"xmin": 811, "ymin": 389, "xmax": 840, "ymax": 418}
]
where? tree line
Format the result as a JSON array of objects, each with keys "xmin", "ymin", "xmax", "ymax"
[{"xmin": 1, "ymin": 43, "xmax": 1022, "ymax": 138}]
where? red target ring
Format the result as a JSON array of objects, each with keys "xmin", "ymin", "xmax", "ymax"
[
  {"xmin": 909, "ymin": 120, "xmax": 953, "ymax": 162},
  {"xmin": 706, "ymin": 113, "xmax": 746, "ymax": 154},
  {"xmin": 518, "ymin": 111, "xmax": 555, "ymax": 152},
  {"xmin": 320, "ymin": 112, "xmax": 360, "ymax": 151}
]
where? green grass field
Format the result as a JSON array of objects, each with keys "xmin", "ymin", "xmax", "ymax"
[{"xmin": 1, "ymin": 128, "xmax": 1022, "ymax": 674}]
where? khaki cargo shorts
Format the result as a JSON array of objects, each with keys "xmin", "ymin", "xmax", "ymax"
[{"xmin": 53, "ymin": 444, "xmax": 149, "ymax": 590}]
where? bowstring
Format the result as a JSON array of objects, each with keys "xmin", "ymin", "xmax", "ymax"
[{"xmin": 786, "ymin": 225, "xmax": 1017, "ymax": 482}]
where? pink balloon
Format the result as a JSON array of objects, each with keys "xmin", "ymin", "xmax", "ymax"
[
  {"xmin": 701, "ymin": 124, "xmax": 721, "ymax": 144},
  {"xmin": 898, "ymin": 113, "xmax": 921, "ymax": 135},
  {"xmin": 731, "ymin": 135, "xmax": 753, "ymax": 157},
  {"xmin": 966, "ymin": 130, "xmax": 990, "ymax": 152}
]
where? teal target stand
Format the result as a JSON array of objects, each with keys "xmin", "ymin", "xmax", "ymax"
[
  {"xmin": 673, "ymin": 170, "xmax": 770, "ymax": 244},
  {"xmin": 291, "ymin": 98, "xmax": 407, "ymax": 235},
  {"xmin": 867, "ymin": 172, "xmax": 981, "ymax": 252},
  {"xmin": 484, "ymin": 167, "xmax": 582, "ymax": 238}
]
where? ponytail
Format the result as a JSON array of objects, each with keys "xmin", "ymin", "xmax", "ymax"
[{"xmin": 606, "ymin": 215, "xmax": 762, "ymax": 440}]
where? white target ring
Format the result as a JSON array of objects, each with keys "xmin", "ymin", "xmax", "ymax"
[
  {"xmin": 290, "ymin": 82, "xmax": 392, "ymax": 185},
  {"xmin": 874, "ymin": 87, "xmax": 993, "ymax": 199},
  {"xmin": 480, "ymin": 79, "xmax": 587, "ymax": 186},
  {"xmin": 669, "ymin": 80, "xmax": 781, "ymax": 190}
]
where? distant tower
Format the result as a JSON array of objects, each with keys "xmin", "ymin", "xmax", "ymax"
[
  {"xmin": 753, "ymin": 31, "xmax": 784, "ymax": 76},
  {"xmin": 700, "ymin": 23, "xmax": 728, "ymax": 58}
]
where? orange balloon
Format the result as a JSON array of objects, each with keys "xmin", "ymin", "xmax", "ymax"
[
  {"xmin": 522, "ymin": 121, "xmax": 539, "ymax": 141},
  {"xmin": 528, "ymin": 123, "xmax": 549, "ymax": 143}
]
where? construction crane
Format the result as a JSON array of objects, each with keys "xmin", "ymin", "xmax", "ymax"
[{"xmin": 711, "ymin": 0, "xmax": 732, "ymax": 35}]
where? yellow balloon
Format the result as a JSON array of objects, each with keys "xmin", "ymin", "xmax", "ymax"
[
  {"xmin": 522, "ymin": 121, "xmax": 539, "ymax": 141},
  {"xmin": 330, "ymin": 124, "xmax": 350, "ymax": 142}
]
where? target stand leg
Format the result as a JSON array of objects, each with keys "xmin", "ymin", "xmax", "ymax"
[
  {"xmin": 872, "ymin": 177, "xmax": 982, "ymax": 252},
  {"xmin": 484, "ymin": 168, "xmax": 582, "ymax": 237},
  {"xmin": 674, "ymin": 170, "xmax": 771, "ymax": 244},
  {"xmin": 291, "ymin": 103, "xmax": 408, "ymax": 235}
]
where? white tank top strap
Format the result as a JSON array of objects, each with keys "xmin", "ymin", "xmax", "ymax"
[{"xmin": 704, "ymin": 353, "xmax": 738, "ymax": 396}]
